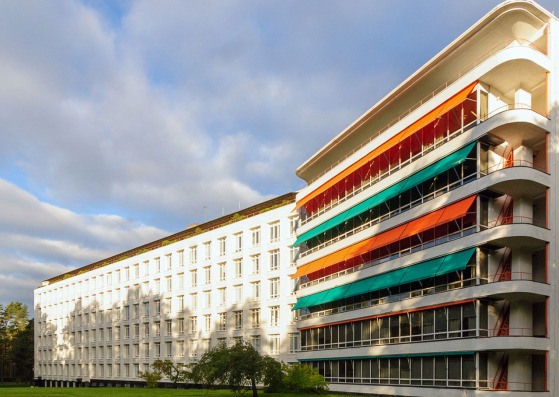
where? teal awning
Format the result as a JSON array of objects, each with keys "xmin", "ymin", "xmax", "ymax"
[
  {"xmin": 293, "ymin": 142, "xmax": 476, "ymax": 246},
  {"xmin": 293, "ymin": 247, "xmax": 476, "ymax": 310}
]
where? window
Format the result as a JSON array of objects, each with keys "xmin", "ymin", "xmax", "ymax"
[
  {"xmin": 269, "ymin": 250, "xmax": 279, "ymax": 271},
  {"xmin": 234, "ymin": 233, "xmax": 243, "ymax": 252},
  {"xmin": 204, "ymin": 266, "xmax": 211, "ymax": 285},
  {"xmin": 190, "ymin": 246, "xmax": 198, "ymax": 264},
  {"xmin": 154, "ymin": 278, "xmax": 160, "ymax": 294},
  {"xmin": 124, "ymin": 267, "xmax": 130, "ymax": 281},
  {"xmin": 133, "ymin": 323, "xmax": 140, "ymax": 338},
  {"xmin": 251, "ymin": 281, "xmax": 260, "ymax": 300},
  {"xmin": 143, "ymin": 343, "xmax": 149, "ymax": 358},
  {"xmin": 251, "ymin": 255, "xmax": 260, "ymax": 274},
  {"xmin": 166, "ymin": 277, "xmax": 172, "ymax": 292},
  {"xmin": 155, "ymin": 258, "xmax": 160, "ymax": 273},
  {"xmin": 250, "ymin": 336, "xmax": 261, "ymax": 353},
  {"xmin": 204, "ymin": 315, "xmax": 211, "ymax": 332},
  {"xmin": 177, "ymin": 340, "xmax": 185, "ymax": 357},
  {"xmin": 251, "ymin": 228, "xmax": 260, "ymax": 247},
  {"xmin": 270, "ymin": 335, "xmax": 280, "ymax": 355},
  {"xmin": 154, "ymin": 342, "xmax": 161, "ymax": 358},
  {"xmin": 177, "ymin": 250, "xmax": 184, "ymax": 267},
  {"xmin": 218, "ymin": 313, "xmax": 227, "ymax": 331},
  {"xmin": 219, "ymin": 237, "xmax": 227, "ymax": 256},
  {"xmin": 166, "ymin": 254, "xmax": 172, "ymax": 270},
  {"xmin": 269, "ymin": 222, "xmax": 280, "ymax": 243},
  {"xmin": 178, "ymin": 273, "xmax": 184, "ymax": 289},
  {"xmin": 191, "ymin": 293, "xmax": 198, "ymax": 310},
  {"xmin": 140, "ymin": 261, "xmax": 148, "ymax": 277},
  {"xmin": 178, "ymin": 295, "xmax": 184, "ymax": 312},
  {"xmin": 190, "ymin": 270, "xmax": 197, "ymax": 287},
  {"xmin": 289, "ymin": 247, "xmax": 298, "ymax": 266},
  {"xmin": 218, "ymin": 263, "xmax": 226, "ymax": 281},
  {"xmin": 134, "ymin": 264, "xmax": 140, "ymax": 279},
  {"xmin": 154, "ymin": 300, "xmax": 161, "ymax": 316},
  {"xmin": 269, "ymin": 278, "xmax": 280, "ymax": 299},
  {"xmin": 190, "ymin": 317, "xmax": 197, "ymax": 334},
  {"xmin": 154, "ymin": 321, "xmax": 161, "ymax": 337},
  {"xmin": 190, "ymin": 339, "xmax": 198, "ymax": 357},
  {"xmin": 234, "ymin": 285, "xmax": 243, "ymax": 303},
  {"xmin": 204, "ymin": 242, "xmax": 211, "ymax": 260},
  {"xmin": 134, "ymin": 343, "xmax": 140, "ymax": 358},
  {"xmin": 270, "ymin": 306, "xmax": 279, "ymax": 327},
  {"xmin": 203, "ymin": 291, "xmax": 211, "ymax": 309},
  {"xmin": 289, "ymin": 333, "xmax": 299, "ymax": 353},
  {"xmin": 143, "ymin": 302, "xmax": 150, "ymax": 317},
  {"xmin": 178, "ymin": 320, "xmax": 184, "ymax": 336},
  {"xmin": 234, "ymin": 311, "xmax": 243, "ymax": 330},
  {"xmin": 143, "ymin": 323, "xmax": 150, "ymax": 338},
  {"xmin": 133, "ymin": 304, "xmax": 139, "ymax": 319},
  {"xmin": 164, "ymin": 299, "xmax": 174, "ymax": 317},
  {"xmin": 124, "ymin": 305, "xmax": 130, "ymax": 320},
  {"xmin": 202, "ymin": 338, "xmax": 211, "ymax": 353},
  {"xmin": 124, "ymin": 325, "xmax": 130, "ymax": 339},
  {"xmin": 218, "ymin": 288, "xmax": 226, "ymax": 306},
  {"xmin": 166, "ymin": 341, "xmax": 172, "ymax": 357},
  {"xmin": 289, "ymin": 217, "xmax": 298, "ymax": 236},
  {"xmin": 165, "ymin": 320, "xmax": 172, "ymax": 336},
  {"xmin": 234, "ymin": 259, "xmax": 243, "ymax": 278},
  {"xmin": 250, "ymin": 309, "xmax": 260, "ymax": 328}
]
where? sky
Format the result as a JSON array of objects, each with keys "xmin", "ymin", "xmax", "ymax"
[{"xmin": 1, "ymin": 0, "xmax": 557, "ymax": 312}]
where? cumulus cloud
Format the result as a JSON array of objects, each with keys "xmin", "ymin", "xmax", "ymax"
[
  {"xmin": 2, "ymin": 0, "xmax": 557, "ymax": 308},
  {"xmin": 0, "ymin": 179, "xmax": 168, "ymax": 308}
]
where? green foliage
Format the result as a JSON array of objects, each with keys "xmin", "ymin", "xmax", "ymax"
[
  {"xmin": 0, "ymin": 302, "xmax": 30, "ymax": 383},
  {"xmin": 190, "ymin": 341, "xmax": 265, "ymax": 397},
  {"xmin": 262, "ymin": 356, "xmax": 284, "ymax": 393},
  {"xmin": 151, "ymin": 359, "xmax": 190, "ymax": 386},
  {"xmin": 282, "ymin": 363, "xmax": 328, "ymax": 394},
  {"xmin": 138, "ymin": 368, "xmax": 162, "ymax": 388}
]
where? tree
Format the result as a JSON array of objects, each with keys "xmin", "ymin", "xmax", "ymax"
[
  {"xmin": 138, "ymin": 368, "xmax": 162, "ymax": 388},
  {"xmin": 12, "ymin": 319, "xmax": 34, "ymax": 383},
  {"xmin": 151, "ymin": 359, "xmax": 190, "ymax": 387},
  {"xmin": 0, "ymin": 302, "xmax": 29, "ymax": 383},
  {"xmin": 282, "ymin": 363, "xmax": 328, "ymax": 394},
  {"xmin": 191, "ymin": 341, "xmax": 265, "ymax": 397}
]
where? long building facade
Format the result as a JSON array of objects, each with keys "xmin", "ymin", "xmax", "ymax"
[
  {"xmin": 35, "ymin": 1, "xmax": 559, "ymax": 395},
  {"xmin": 292, "ymin": 1, "xmax": 557, "ymax": 396},
  {"xmin": 34, "ymin": 193, "xmax": 300, "ymax": 387}
]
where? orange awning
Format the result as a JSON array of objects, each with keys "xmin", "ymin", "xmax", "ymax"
[
  {"xmin": 292, "ymin": 195, "xmax": 476, "ymax": 279},
  {"xmin": 296, "ymin": 82, "xmax": 477, "ymax": 210}
]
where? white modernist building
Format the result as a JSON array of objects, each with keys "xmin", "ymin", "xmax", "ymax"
[
  {"xmin": 292, "ymin": 1, "xmax": 558, "ymax": 396},
  {"xmin": 34, "ymin": 193, "xmax": 299, "ymax": 387}
]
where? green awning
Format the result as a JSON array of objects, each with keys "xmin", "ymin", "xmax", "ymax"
[
  {"xmin": 293, "ymin": 248, "xmax": 476, "ymax": 310},
  {"xmin": 293, "ymin": 142, "xmax": 476, "ymax": 246}
]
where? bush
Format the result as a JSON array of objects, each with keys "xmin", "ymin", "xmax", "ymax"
[{"xmin": 282, "ymin": 363, "xmax": 328, "ymax": 394}]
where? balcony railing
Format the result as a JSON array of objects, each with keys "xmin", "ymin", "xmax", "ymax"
[{"xmin": 303, "ymin": 38, "xmax": 546, "ymax": 187}]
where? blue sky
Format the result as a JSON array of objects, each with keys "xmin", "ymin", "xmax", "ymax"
[{"xmin": 1, "ymin": 0, "xmax": 556, "ymax": 311}]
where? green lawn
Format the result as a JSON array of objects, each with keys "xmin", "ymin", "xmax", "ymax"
[{"xmin": 0, "ymin": 387, "xmax": 338, "ymax": 397}]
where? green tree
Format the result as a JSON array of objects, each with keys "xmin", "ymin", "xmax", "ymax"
[
  {"xmin": 191, "ymin": 341, "xmax": 267, "ymax": 397},
  {"xmin": 151, "ymin": 359, "xmax": 190, "ymax": 387},
  {"xmin": 138, "ymin": 368, "xmax": 162, "ymax": 388},
  {"xmin": 282, "ymin": 363, "xmax": 328, "ymax": 394},
  {"xmin": 12, "ymin": 319, "xmax": 34, "ymax": 383},
  {"xmin": 0, "ymin": 302, "xmax": 29, "ymax": 383}
]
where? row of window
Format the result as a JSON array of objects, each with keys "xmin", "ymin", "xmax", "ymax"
[
  {"xmin": 300, "ymin": 302, "xmax": 476, "ymax": 350},
  {"xmin": 305, "ymin": 355, "xmax": 476, "ymax": 388}
]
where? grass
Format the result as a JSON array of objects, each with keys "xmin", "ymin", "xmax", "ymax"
[{"xmin": 0, "ymin": 387, "xmax": 338, "ymax": 397}]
